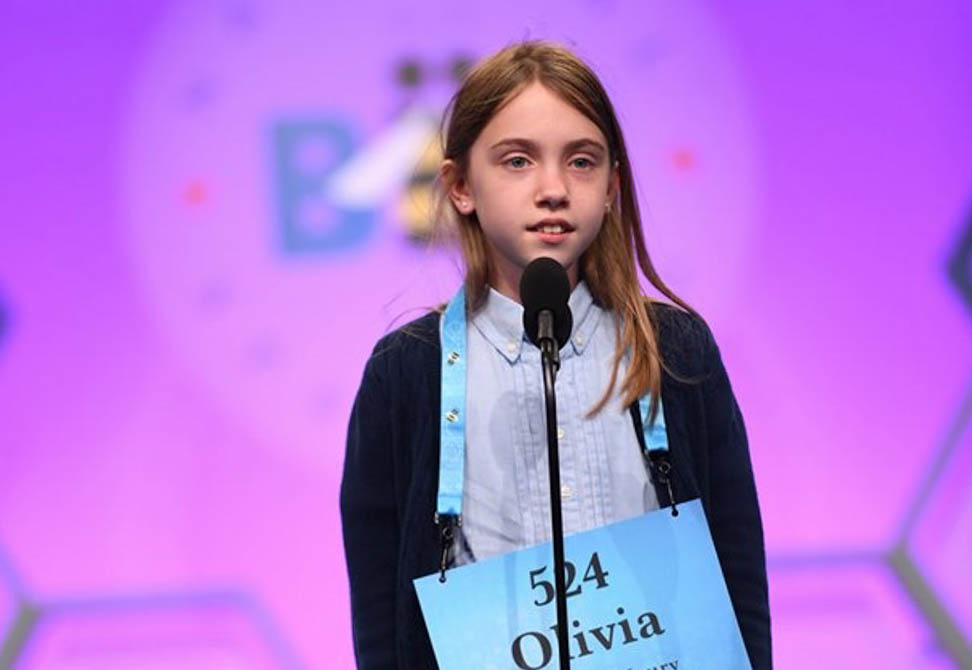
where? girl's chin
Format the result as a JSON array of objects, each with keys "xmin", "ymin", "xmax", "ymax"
[{"xmin": 518, "ymin": 255, "xmax": 580, "ymax": 285}]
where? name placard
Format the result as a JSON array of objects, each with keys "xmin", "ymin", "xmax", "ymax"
[{"xmin": 414, "ymin": 499, "xmax": 751, "ymax": 670}]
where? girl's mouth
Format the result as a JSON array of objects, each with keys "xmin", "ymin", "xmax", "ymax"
[{"xmin": 527, "ymin": 220, "xmax": 575, "ymax": 237}]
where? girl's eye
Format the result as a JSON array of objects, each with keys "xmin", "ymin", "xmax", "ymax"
[
  {"xmin": 505, "ymin": 156, "xmax": 530, "ymax": 169},
  {"xmin": 571, "ymin": 157, "xmax": 594, "ymax": 169}
]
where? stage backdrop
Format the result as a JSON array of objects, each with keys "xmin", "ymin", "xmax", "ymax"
[{"xmin": 1, "ymin": 0, "xmax": 971, "ymax": 668}]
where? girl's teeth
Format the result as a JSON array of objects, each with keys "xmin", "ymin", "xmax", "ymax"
[{"xmin": 541, "ymin": 225, "xmax": 563, "ymax": 233}]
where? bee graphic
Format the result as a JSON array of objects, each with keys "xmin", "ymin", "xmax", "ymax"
[{"xmin": 324, "ymin": 55, "xmax": 472, "ymax": 245}]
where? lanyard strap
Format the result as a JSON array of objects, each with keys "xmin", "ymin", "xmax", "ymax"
[
  {"xmin": 639, "ymin": 394, "xmax": 669, "ymax": 452},
  {"xmin": 437, "ymin": 287, "xmax": 468, "ymax": 522},
  {"xmin": 435, "ymin": 287, "xmax": 670, "ymax": 523}
]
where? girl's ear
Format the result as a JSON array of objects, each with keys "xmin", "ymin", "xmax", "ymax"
[
  {"xmin": 607, "ymin": 161, "xmax": 621, "ymax": 205},
  {"xmin": 441, "ymin": 159, "xmax": 475, "ymax": 215}
]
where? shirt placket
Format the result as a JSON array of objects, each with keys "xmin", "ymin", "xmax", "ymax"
[{"xmin": 556, "ymin": 354, "xmax": 581, "ymax": 535}]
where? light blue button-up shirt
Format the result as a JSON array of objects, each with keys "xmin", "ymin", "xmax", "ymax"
[{"xmin": 455, "ymin": 281, "xmax": 659, "ymax": 564}]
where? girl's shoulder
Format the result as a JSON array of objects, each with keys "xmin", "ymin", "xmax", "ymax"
[
  {"xmin": 359, "ymin": 310, "xmax": 442, "ymax": 386},
  {"xmin": 373, "ymin": 310, "xmax": 441, "ymax": 355},
  {"xmin": 646, "ymin": 299, "xmax": 719, "ymax": 381}
]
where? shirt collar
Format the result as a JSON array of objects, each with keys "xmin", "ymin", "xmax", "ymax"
[
  {"xmin": 470, "ymin": 280, "xmax": 603, "ymax": 364},
  {"xmin": 566, "ymin": 280, "xmax": 602, "ymax": 358}
]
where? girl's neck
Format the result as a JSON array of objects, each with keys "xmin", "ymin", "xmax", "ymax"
[{"xmin": 488, "ymin": 272, "xmax": 523, "ymax": 305}]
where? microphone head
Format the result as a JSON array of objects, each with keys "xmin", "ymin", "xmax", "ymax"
[{"xmin": 520, "ymin": 257, "xmax": 573, "ymax": 349}]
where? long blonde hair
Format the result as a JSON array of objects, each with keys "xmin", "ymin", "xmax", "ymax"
[{"xmin": 434, "ymin": 40, "xmax": 700, "ymax": 424}]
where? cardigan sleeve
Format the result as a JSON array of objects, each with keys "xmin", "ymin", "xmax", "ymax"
[
  {"xmin": 700, "ymin": 323, "xmax": 772, "ymax": 669},
  {"xmin": 340, "ymin": 350, "xmax": 400, "ymax": 669}
]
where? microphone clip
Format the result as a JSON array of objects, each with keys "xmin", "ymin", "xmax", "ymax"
[{"xmin": 537, "ymin": 309, "xmax": 560, "ymax": 371}]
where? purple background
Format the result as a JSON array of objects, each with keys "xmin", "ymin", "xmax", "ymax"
[{"xmin": 1, "ymin": 0, "xmax": 970, "ymax": 668}]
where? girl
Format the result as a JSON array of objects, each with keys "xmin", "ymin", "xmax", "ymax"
[{"xmin": 341, "ymin": 40, "xmax": 770, "ymax": 669}]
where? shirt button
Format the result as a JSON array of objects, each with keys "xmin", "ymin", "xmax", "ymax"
[
  {"xmin": 506, "ymin": 341, "xmax": 517, "ymax": 354},
  {"xmin": 561, "ymin": 485, "xmax": 573, "ymax": 499},
  {"xmin": 574, "ymin": 334, "xmax": 585, "ymax": 346},
  {"xmin": 557, "ymin": 426, "xmax": 565, "ymax": 439}
]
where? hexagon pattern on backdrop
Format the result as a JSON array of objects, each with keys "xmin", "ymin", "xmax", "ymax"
[
  {"xmin": 898, "ymin": 400, "xmax": 972, "ymax": 665},
  {"xmin": 892, "ymin": 206, "xmax": 972, "ymax": 667},
  {"xmin": 769, "ymin": 560, "xmax": 952, "ymax": 669},
  {"xmin": 6, "ymin": 588, "xmax": 301, "ymax": 670}
]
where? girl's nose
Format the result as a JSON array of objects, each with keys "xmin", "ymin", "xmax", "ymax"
[{"xmin": 535, "ymin": 165, "xmax": 569, "ymax": 208}]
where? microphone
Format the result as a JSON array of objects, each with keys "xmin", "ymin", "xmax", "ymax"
[
  {"xmin": 520, "ymin": 257, "xmax": 573, "ymax": 353},
  {"xmin": 520, "ymin": 256, "xmax": 575, "ymax": 670}
]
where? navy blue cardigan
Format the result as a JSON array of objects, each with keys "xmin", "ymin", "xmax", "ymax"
[{"xmin": 340, "ymin": 302, "xmax": 771, "ymax": 669}]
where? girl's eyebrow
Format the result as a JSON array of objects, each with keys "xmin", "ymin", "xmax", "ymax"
[{"xmin": 489, "ymin": 137, "xmax": 607, "ymax": 155}]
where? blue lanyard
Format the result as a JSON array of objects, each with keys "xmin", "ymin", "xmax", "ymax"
[{"xmin": 436, "ymin": 287, "xmax": 670, "ymax": 524}]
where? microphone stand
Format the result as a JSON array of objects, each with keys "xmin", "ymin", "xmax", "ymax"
[{"xmin": 538, "ymin": 310, "xmax": 570, "ymax": 670}]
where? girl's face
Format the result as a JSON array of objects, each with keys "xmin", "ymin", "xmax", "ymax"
[{"xmin": 446, "ymin": 81, "xmax": 619, "ymax": 302}]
